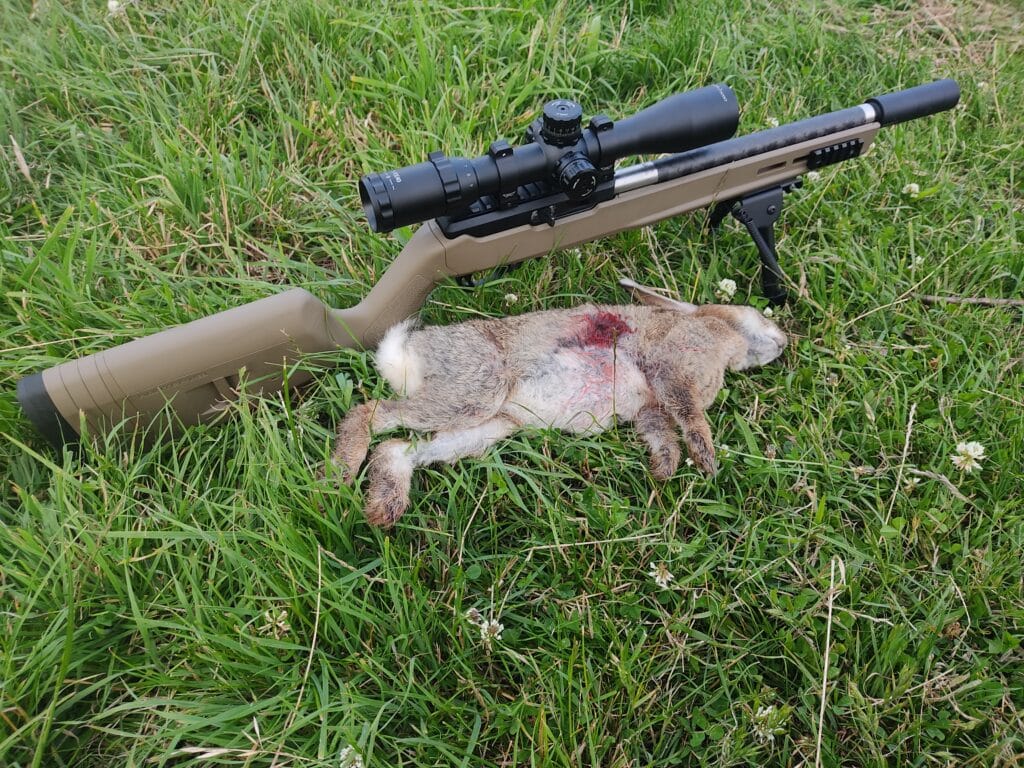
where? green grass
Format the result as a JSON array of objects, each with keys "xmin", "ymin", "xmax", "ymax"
[{"xmin": 2, "ymin": 0, "xmax": 1023, "ymax": 765}]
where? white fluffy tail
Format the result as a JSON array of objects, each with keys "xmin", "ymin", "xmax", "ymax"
[{"xmin": 374, "ymin": 319, "xmax": 424, "ymax": 396}]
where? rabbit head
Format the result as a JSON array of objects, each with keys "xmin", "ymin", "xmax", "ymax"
[
  {"xmin": 619, "ymin": 278, "xmax": 787, "ymax": 370},
  {"xmin": 696, "ymin": 305, "xmax": 787, "ymax": 370}
]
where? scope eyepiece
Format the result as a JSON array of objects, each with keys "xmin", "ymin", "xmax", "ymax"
[{"xmin": 358, "ymin": 83, "xmax": 739, "ymax": 233}]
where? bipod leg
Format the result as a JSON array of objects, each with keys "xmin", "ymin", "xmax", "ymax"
[
  {"xmin": 731, "ymin": 187, "xmax": 788, "ymax": 306},
  {"xmin": 709, "ymin": 181, "xmax": 801, "ymax": 306}
]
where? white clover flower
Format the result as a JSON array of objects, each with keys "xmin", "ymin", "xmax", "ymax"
[
  {"xmin": 715, "ymin": 278, "xmax": 737, "ymax": 302},
  {"xmin": 910, "ymin": 256, "xmax": 925, "ymax": 270},
  {"xmin": 258, "ymin": 608, "xmax": 291, "ymax": 640},
  {"xmin": 108, "ymin": 0, "xmax": 138, "ymax": 16},
  {"xmin": 339, "ymin": 745, "xmax": 365, "ymax": 768},
  {"xmin": 902, "ymin": 182, "xmax": 921, "ymax": 198},
  {"xmin": 767, "ymin": 116, "xmax": 780, "ymax": 128},
  {"xmin": 752, "ymin": 705, "xmax": 775, "ymax": 743},
  {"xmin": 762, "ymin": 306, "xmax": 774, "ymax": 318},
  {"xmin": 648, "ymin": 562, "xmax": 675, "ymax": 590},
  {"xmin": 503, "ymin": 293, "xmax": 519, "ymax": 306},
  {"xmin": 480, "ymin": 618, "xmax": 504, "ymax": 644},
  {"xmin": 751, "ymin": 704, "xmax": 788, "ymax": 745},
  {"xmin": 684, "ymin": 458, "xmax": 695, "ymax": 467},
  {"xmin": 805, "ymin": 170, "xmax": 822, "ymax": 184},
  {"xmin": 468, "ymin": 608, "xmax": 505, "ymax": 651},
  {"xmin": 951, "ymin": 441, "xmax": 985, "ymax": 473}
]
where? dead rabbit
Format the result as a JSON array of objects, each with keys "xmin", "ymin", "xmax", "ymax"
[{"xmin": 328, "ymin": 278, "xmax": 787, "ymax": 527}]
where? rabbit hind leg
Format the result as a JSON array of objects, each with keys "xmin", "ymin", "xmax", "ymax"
[
  {"xmin": 328, "ymin": 399, "xmax": 408, "ymax": 483},
  {"xmin": 328, "ymin": 393, "xmax": 504, "ymax": 483},
  {"xmin": 328, "ymin": 400, "xmax": 388, "ymax": 483},
  {"xmin": 364, "ymin": 417, "xmax": 518, "ymax": 527}
]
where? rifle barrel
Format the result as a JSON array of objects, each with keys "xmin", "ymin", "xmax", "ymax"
[{"xmin": 614, "ymin": 79, "xmax": 959, "ymax": 194}]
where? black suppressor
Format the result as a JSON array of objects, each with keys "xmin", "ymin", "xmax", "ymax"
[{"xmin": 359, "ymin": 84, "xmax": 739, "ymax": 233}]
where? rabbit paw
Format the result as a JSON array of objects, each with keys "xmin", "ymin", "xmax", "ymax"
[
  {"xmin": 319, "ymin": 457, "xmax": 360, "ymax": 485},
  {"xmin": 684, "ymin": 431, "xmax": 718, "ymax": 475},
  {"xmin": 649, "ymin": 443, "xmax": 681, "ymax": 480},
  {"xmin": 318, "ymin": 460, "xmax": 342, "ymax": 483},
  {"xmin": 365, "ymin": 440, "xmax": 414, "ymax": 527},
  {"xmin": 329, "ymin": 403, "xmax": 375, "ymax": 483},
  {"xmin": 332, "ymin": 453, "xmax": 364, "ymax": 485}
]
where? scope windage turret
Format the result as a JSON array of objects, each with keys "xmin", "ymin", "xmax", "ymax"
[{"xmin": 359, "ymin": 84, "xmax": 739, "ymax": 233}]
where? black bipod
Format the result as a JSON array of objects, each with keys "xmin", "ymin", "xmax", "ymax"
[{"xmin": 709, "ymin": 180, "xmax": 802, "ymax": 306}]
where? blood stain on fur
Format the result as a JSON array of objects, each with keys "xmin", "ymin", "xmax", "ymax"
[{"xmin": 577, "ymin": 312, "xmax": 633, "ymax": 347}]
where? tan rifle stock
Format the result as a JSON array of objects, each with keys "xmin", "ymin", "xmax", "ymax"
[{"xmin": 20, "ymin": 121, "xmax": 881, "ymax": 448}]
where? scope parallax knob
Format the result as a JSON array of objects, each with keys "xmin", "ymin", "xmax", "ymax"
[
  {"xmin": 541, "ymin": 99, "xmax": 584, "ymax": 146},
  {"xmin": 555, "ymin": 152, "xmax": 598, "ymax": 200}
]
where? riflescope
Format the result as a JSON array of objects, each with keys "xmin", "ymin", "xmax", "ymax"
[{"xmin": 359, "ymin": 84, "xmax": 739, "ymax": 233}]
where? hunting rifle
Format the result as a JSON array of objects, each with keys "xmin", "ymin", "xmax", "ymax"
[{"xmin": 17, "ymin": 79, "xmax": 961, "ymax": 449}]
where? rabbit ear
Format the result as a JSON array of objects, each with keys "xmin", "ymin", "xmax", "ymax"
[{"xmin": 619, "ymin": 278, "xmax": 697, "ymax": 314}]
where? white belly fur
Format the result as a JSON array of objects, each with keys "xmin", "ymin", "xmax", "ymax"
[{"xmin": 505, "ymin": 347, "xmax": 650, "ymax": 433}]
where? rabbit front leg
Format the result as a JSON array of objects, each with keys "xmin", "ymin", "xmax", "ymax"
[
  {"xmin": 633, "ymin": 404, "xmax": 681, "ymax": 480},
  {"xmin": 364, "ymin": 417, "xmax": 518, "ymax": 527},
  {"xmin": 647, "ymin": 375, "xmax": 718, "ymax": 475}
]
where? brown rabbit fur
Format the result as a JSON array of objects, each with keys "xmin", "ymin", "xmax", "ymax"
[{"xmin": 328, "ymin": 279, "xmax": 787, "ymax": 527}]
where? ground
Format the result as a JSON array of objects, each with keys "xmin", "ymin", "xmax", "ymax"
[{"xmin": 1, "ymin": 0, "xmax": 1022, "ymax": 766}]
